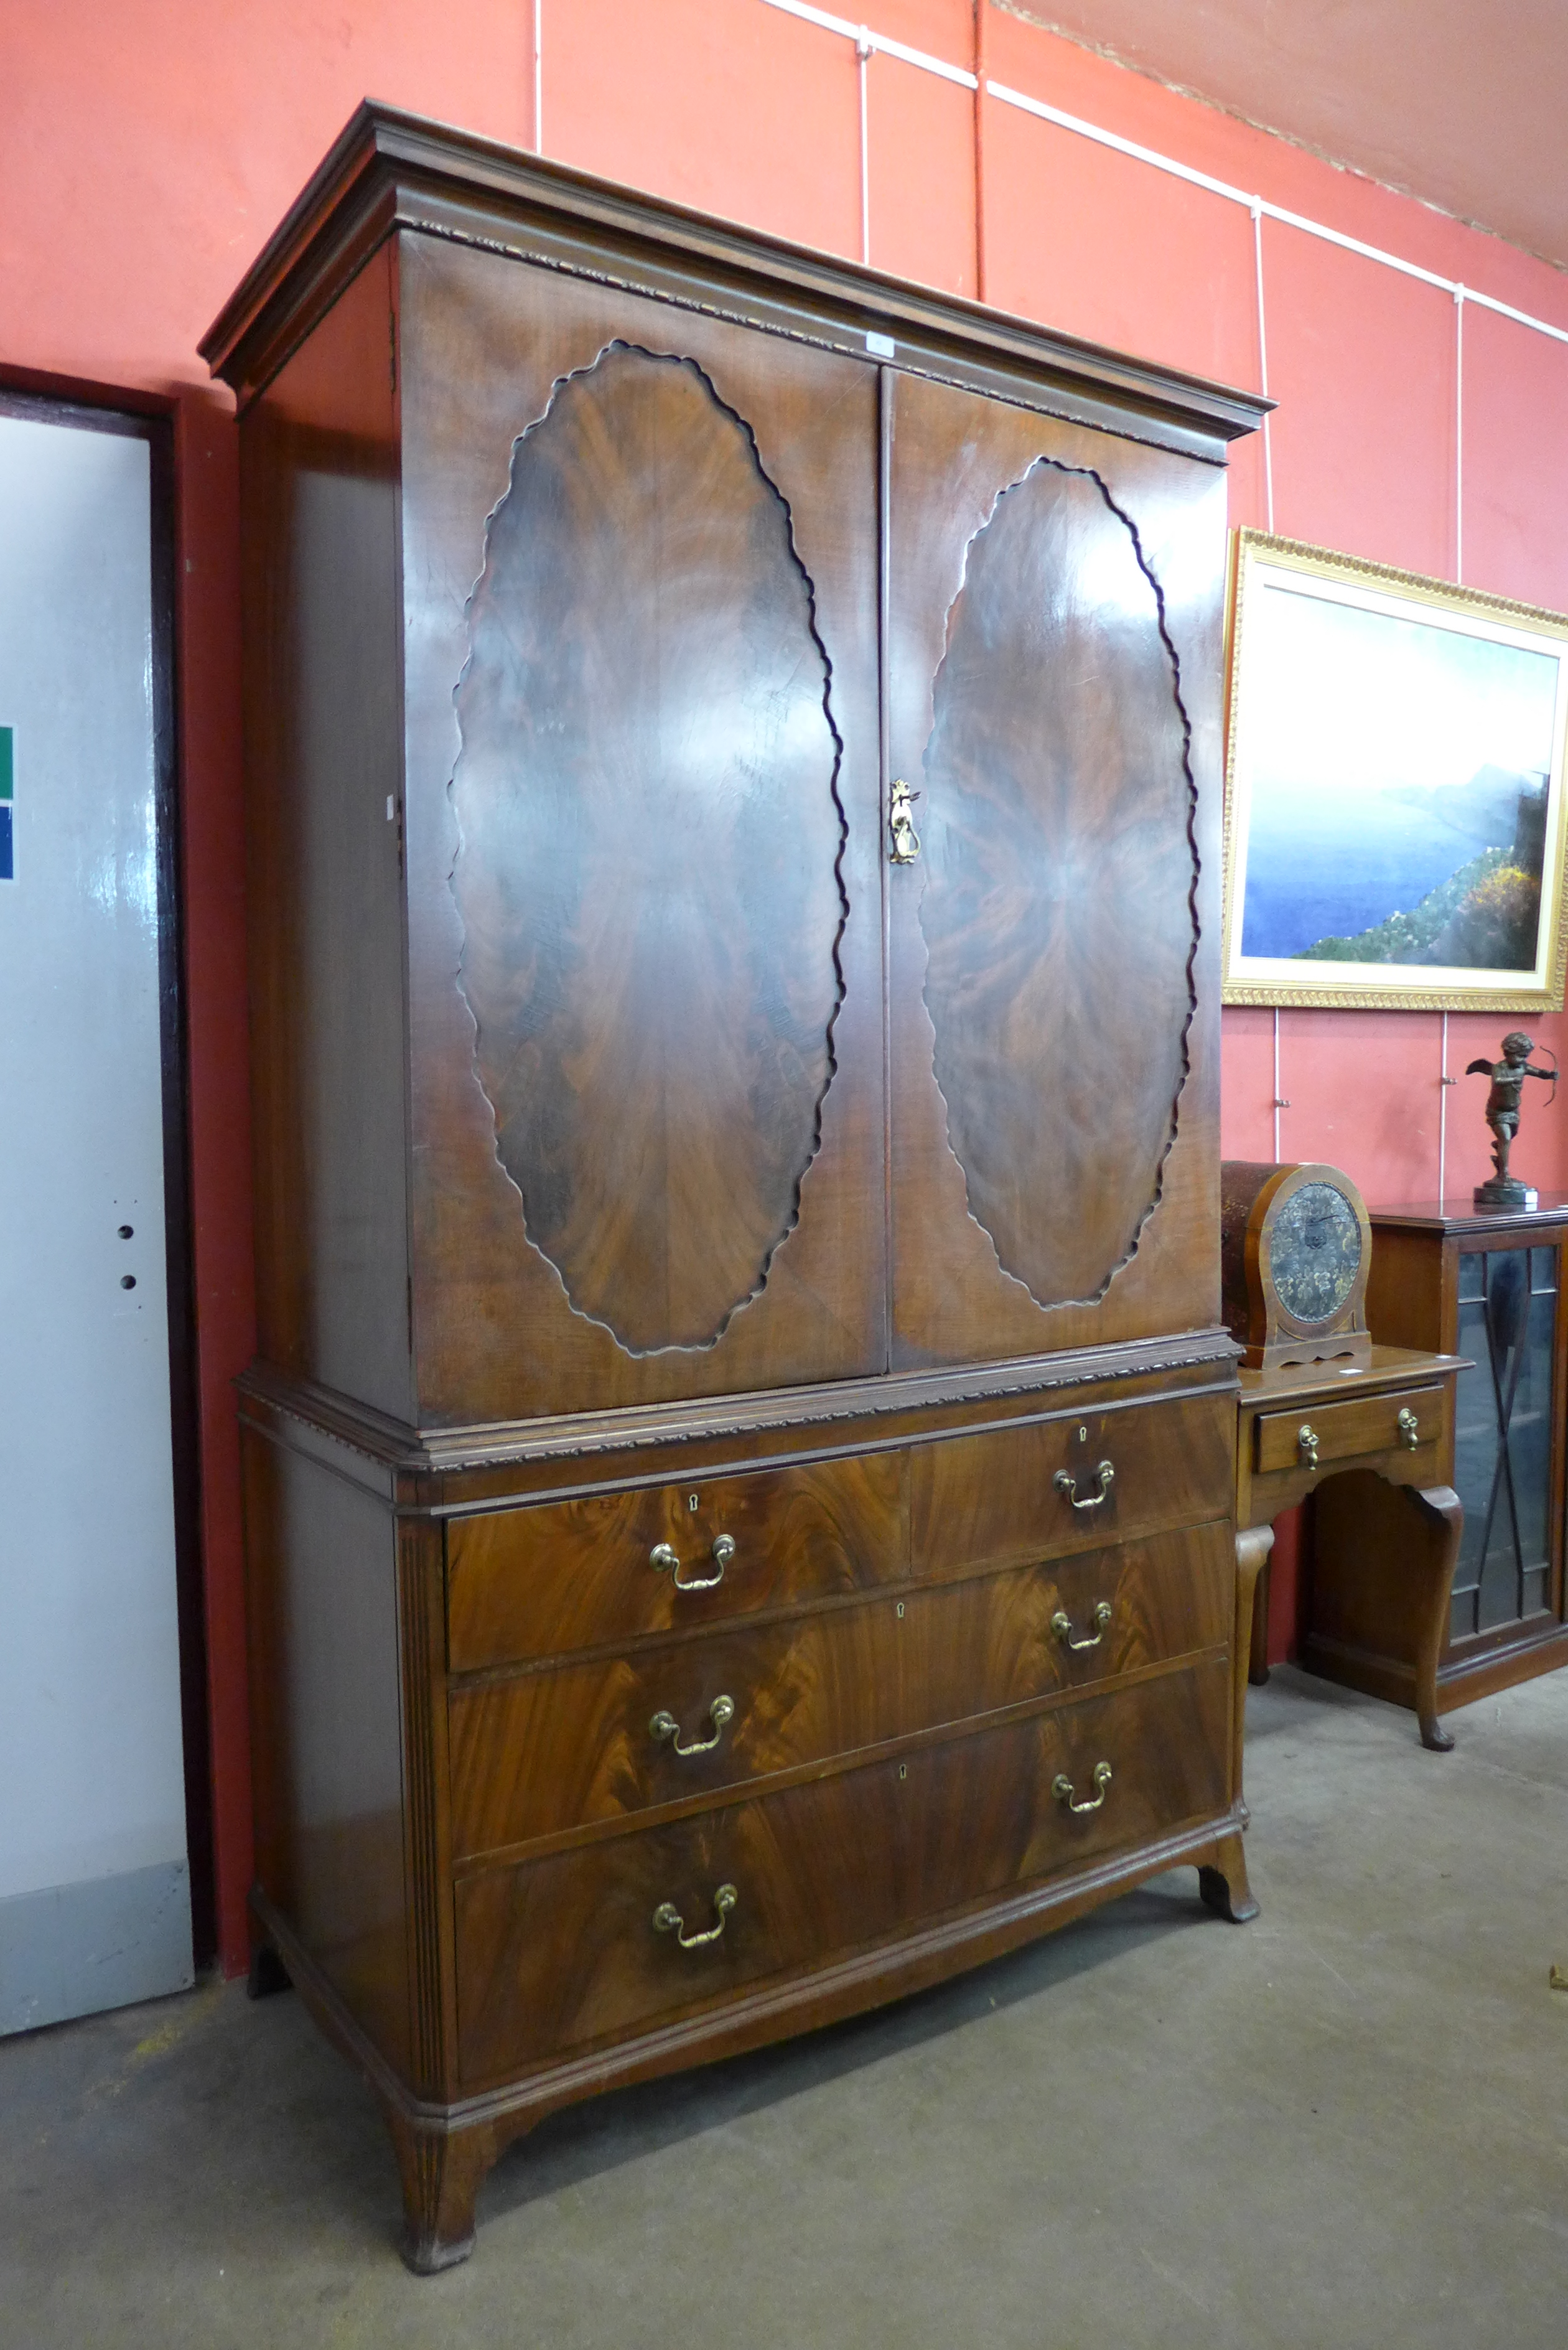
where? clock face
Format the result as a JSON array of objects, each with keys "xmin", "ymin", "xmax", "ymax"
[{"xmin": 1269, "ymin": 1181, "xmax": 1363, "ymax": 1326}]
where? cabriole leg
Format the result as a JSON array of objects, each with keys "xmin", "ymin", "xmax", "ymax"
[
  {"xmin": 1401, "ymin": 1482, "xmax": 1462, "ymax": 1751},
  {"xmin": 1232, "ymin": 1525, "xmax": 1276, "ymax": 1805}
]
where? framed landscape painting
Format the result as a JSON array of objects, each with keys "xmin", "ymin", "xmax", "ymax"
[{"xmin": 1221, "ymin": 531, "xmax": 1568, "ymax": 1010}]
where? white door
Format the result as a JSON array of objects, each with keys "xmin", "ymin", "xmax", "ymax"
[{"xmin": 0, "ymin": 405, "xmax": 193, "ymax": 2031}]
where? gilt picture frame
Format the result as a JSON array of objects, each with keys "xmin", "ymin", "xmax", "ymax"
[{"xmin": 1221, "ymin": 530, "xmax": 1568, "ymax": 1010}]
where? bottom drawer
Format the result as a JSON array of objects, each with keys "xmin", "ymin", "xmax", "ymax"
[{"xmin": 454, "ymin": 1657, "xmax": 1230, "ymax": 2086}]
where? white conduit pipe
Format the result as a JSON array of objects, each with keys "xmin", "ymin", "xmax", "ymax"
[
  {"xmin": 1440, "ymin": 301, "xmax": 1463, "ymax": 1206},
  {"xmin": 534, "ymin": 0, "xmax": 543, "ymax": 154},
  {"xmin": 758, "ymin": 1, "xmax": 1568, "ymax": 356},
  {"xmin": 1454, "ymin": 286, "xmax": 1466, "ymax": 584},
  {"xmin": 982, "ymin": 79, "xmax": 1568, "ymax": 350},
  {"xmin": 857, "ymin": 29, "xmax": 872, "ymax": 265},
  {"xmin": 1251, "ymin": 198, "xmax": 1274, "ymax": 533},
  {"xmin": 1440, "ymin": 1011, "xmax": 1450, "ymax": 1202},
  {"xmin": 762, "ymin": 0, "xmax": 977, "ymax": 88}
]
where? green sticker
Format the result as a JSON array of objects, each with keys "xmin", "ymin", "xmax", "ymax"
[{"xmin": 0, "ymin": 728, "xmax": 12, "ymax": 879}]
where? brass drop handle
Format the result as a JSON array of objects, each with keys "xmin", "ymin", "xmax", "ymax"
[
  {"xmin": 1053, "ymin": 1461, "xmax": 1116, "ymax": 1511},
  {"xmin": 1298, "ymin": 1423, "xmax": 1320, "ymax": 1469},
  {"xmin": 650, "ymin": 1533, "xmax": 736, "ymax": 1592},
  {"xmin": 653, "ymin": 1883, "xmax": 737, "ymax": 1950},
  {"xmin": 1052, "ymin": 1762, "xmax": 1113, "ymax": 1815},
  {"xmin": 1052, "ymin": 1600, "xmax": 1113, "ymax": 1652},
  {"xmin": 889, "ymin": 779, "xmax": 922, "ymax": 864},
  {"xmin": 1397, "ymin": 1407, "xmax": 1420, "ymax": 1449},
  {"xmin": 649, "ymin": 1693, "xmax": 735, "ymax": 1756}
]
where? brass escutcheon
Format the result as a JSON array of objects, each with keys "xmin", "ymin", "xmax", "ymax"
[
  {"xmin": 1397, "ymin": 1407, "xmax": 1420, "ymax": 1449},
  {"xmin": 1052, "ymin": 1761, "xmax": 1114, "ymax": 1815},
  {"xmin": 1054, "ymin": 1461, "xmax": 1116, "ymax": 1511},
  {"xmin": 889, "ymin": 779, "xmax": 922, "ymax": 864},
  {"xmin": 1052, "ymin": 1600, "xmax": 1113, "ymax": 1652},
  {"xmin": 653, "ymin": 1883, "xmax": 737, "ymax": 1950},
  {"xmin": 649, "ymin": 1693, "xmax": 735, "ymax": 1756},
  {"xmin": 1297, "ymin": 1423, "xmax": 1320, "ymax": 1469},
  {"xmin": 650, "ymin": 1532, "xmax": 736, "ymax": 1591}
]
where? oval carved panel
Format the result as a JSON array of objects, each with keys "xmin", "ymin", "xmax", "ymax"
[
  {"xmin": 450, "ymin": 344, "xmax": 846, "ymax": 1355},
  {"xmin": 919, "ymin": 459, "xmax": 1197, "ymax": 1309}
]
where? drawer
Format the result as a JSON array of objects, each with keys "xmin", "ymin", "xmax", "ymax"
[
  {"xmin": 909, "ymin": 1390, "xmax": 1233, "ymax": 1578},
  {"xmin": 453, "ymin": 1655, "xmax": 1231, "ymax": 2086},
  {"xmin": 447, "ymin": 1452, "xmax": 905, "ymax": 1671},
  {"xmin": 1253, "ymin": 1383, "xmax": 1444, "ymax": 1475},
  {"xmin": 448, "ymin": 1520, "xmax": 1236, "ymax": 1858}
]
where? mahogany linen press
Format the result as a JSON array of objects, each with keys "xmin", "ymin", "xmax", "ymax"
[{"xmin": 203, "ymin": 105, "xmax": 1268, "ymax": 2269}]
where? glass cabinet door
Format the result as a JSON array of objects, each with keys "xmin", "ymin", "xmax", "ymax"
[{"xmin": 1451, "ymin": 1243, "xmax": 1559, "ymax": 1640}]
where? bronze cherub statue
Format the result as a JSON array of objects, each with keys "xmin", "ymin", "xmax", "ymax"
[{"xmin": 1465, "ymin": 1031, "xmax": 1557, "ymax": 1207}]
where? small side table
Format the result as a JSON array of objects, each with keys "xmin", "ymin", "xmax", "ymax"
[{"xmin": 1235, "ymin": 1345, "xmax": 1468, "ymax": 1753}]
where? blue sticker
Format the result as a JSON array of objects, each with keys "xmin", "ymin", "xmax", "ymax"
[{"xmin": 0, "ymin": 802, "xmax": 12, "ymax": 882}]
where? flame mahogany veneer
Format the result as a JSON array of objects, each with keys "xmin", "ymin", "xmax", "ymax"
[{"xmin": 208, "ymin": 104, "xmax": 1268, "ymax": 2271}]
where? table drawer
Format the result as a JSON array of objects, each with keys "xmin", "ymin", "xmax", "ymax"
[
  {"xmin": 909, "ymin": 1390, "xmax": 1233, "ymax": 1577},
  {"xmin": 1253, "ymin": 1383, "xmax": 1444, "ymax": 1475},
  {"xmin": 448, "ymin": 1520, "xmax": 1235, "ymax": 1858},
  {"xmin": 447, "ymin": 1451, "xmax": 905, "ymax": 1672},
  {"xmin": 453, "ymin": 1655, "xmax": 1231, "ymax": 2086}
]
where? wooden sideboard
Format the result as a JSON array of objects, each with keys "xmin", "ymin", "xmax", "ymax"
[{"xmin": 204, "ymin": 104, "xmax": 1267, "ymax": 2270}]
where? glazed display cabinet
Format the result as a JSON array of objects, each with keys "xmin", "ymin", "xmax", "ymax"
[{"xmin": 1303, "ymin": 1199, "xmax": 1568, "ymax": 1719}]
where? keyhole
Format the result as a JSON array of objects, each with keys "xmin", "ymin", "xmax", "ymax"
[
  {"xmin": 896, "ymin": 1602, "xmax": 905, "ymax": 1619},
  {"xmin": 688, "ymin": 1493, "xmax": 699, "ymax": 1513}
]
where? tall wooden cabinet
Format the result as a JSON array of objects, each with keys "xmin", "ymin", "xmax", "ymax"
[{"xmin": 204, "ymin": 106, "xmax": 1266, "ymax": 2270}]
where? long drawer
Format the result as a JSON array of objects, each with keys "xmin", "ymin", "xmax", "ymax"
[
  {"xmin": 453, "ymin": 1657, "xmax": 1231, "ymax": 2086},
  {"xmin": 909, "ymin": 1390, "xmax": 1233, "ymax": 1577},
  {"xmin": 447, "ymin": 1391, "xmax": 1233, "ymax": 1676},
  {"xmin": 447, "ymin": 1520, "xmax": 1234, "ymax": 1860},
  {"xmin": 447, "ymin": 1451, "xmax": 906, "ymax": 1672}
]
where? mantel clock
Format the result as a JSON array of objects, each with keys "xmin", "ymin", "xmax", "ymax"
[{"xmin": 1221, "ymin": 1160, "xmax": 1373, "ymax": 1371}]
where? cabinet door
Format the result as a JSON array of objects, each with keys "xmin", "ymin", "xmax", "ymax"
[
  {"xmin": 886, "ymin": 373, "xmax": 1227, "ymax": 1368},
  {"xmin": 1450, "ymin": 1242, "xmax": 1562, "ymax": 1639},
  {"xmin": 397, "ymin": 238, "xmax": 886, "ymax": 1421}
]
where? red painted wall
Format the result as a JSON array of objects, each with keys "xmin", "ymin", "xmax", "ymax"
[{"xmin": 6, "ymin": 1, "xmax": 1568, "ymax": 1967}]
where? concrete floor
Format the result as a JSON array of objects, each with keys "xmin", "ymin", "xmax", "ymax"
[{"xmin": 2, "ymin": 1664, "xmax": 1566, "ymax": 2349}]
